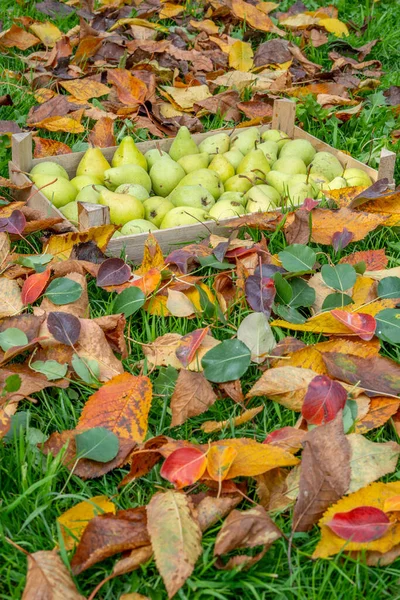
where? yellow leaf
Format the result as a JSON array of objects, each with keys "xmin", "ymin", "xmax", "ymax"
[
  {"xmin": 32, "ymin": 113, "xmax": 85, "ymax": 134},
  {"xmin": 201, "ymin": 406, "xmax": 263, "ymax": 433},
  {"xmin": 232, "ymin": 0, "xmax": 285, "ymax": 36},
  {"xmin": 246, "ymin": 366, "xmax": 317, "ymax": 410},
  {"xmin": 160, "ymin": 2, "xmax": 185, "ymax": 18},
  {"xmin": 29, "ymin": 22, "xmax": 62, "ymax": 47},
  {"xmin": 319, "ymin": 17, "xmax": 349, "ymax": 37},
  {"xmin": 190, "ymin": 19, "xmax": 219, "ymax": 35},
  {"xmin": 207, "ymin": 445, "xmax": 238, "ymax": 481},
  {"xmin": 45, "ymin": 225, "xmax": 117, "ymax": 260},
  {"xmin": 228, "ymin": 40, "xmax": 254, "ymax": 72},
  {"xmin": 143, "ymin": 332, "xmax": 220, "ymax": 371},
  {"xmin": 109, "ymin": 18, "xmax": 168, "ymax": 33},
  {"xmin": 280, "ymin": 14, "xmax": 320, "ymax": 28},
  {"xmin": 160, "ymin": 85, "xmax": 212, "ymax": 111},
  {"xmin": 58, "ymin": 496, "xmax": 116, "ymax": 550},
  {"xmin": 60, "ymin": 79, "xmax": 110, "ymax": 101},
  {"xmin": 185, "ymin": 283, "xmax": 215, "ymax": 310},
  {"xmin": 256, "ymin": 2, "xmax": 279, "ymax": 15},
  {"xmin": 34, "ymin": 88, "xmax": 56, "ymax": 103},
  {"xmin": 384, "ymin": 496, "xmax": 400, "ymax": 513}
]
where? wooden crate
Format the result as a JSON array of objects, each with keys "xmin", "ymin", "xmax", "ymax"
[{"xmin": 9, "ymin": 100, "xmax": 396, "ymax": 263}]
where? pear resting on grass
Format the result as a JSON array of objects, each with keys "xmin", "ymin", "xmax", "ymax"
[{"xmin": 29, "ymin": 127, "xmax": 373, "ymax": 237}]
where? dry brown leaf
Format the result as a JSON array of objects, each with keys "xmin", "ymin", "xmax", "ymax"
[
  {"xmin": 22, "ymin": 550, "xmax": 84, "ymax": 599},
  {"xmin": 201, "ymin": 406, "xmax": 263, "ymax": 433},
  {"xmin": 232, "ymin": 0, "xmax": 285, "ymax": 36},
  {"xmin": 0, "ymin": 25, "xmax": 40, "ymax": 50},
  {"xmin": 33, "ymin": 137, "xmax": 72, "ymax": 158},
  {"xmin": 170, "ymin": 370, "xmax": 217, "ymax": 427},
  {"xmin": 108, "ymin": 69, "xmax": 147, "ymax": 106},
  {"xmin": 60, "ymin": 79, "xmax": 110, "ymax": 101},
  {"xmin": 0, "ymin": 277, "xmax": 23, "ymax": 318},
  {"xmin": 88, "ymin": 117, "xmax": 116, "ymax": 148},
  {"xmin": 246, "ymin": 366, "xmax": 317, "ymax": 410}
]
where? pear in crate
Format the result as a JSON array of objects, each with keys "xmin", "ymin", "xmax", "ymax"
[
  {"xmin": 198, "ymin": 132, "xmax": 230, "ymax": 155},
  {"xmin": 160, "ymin": 206, "xmax": 211, "ymax": 229},
  {"xmin": 279, "ymin": 139, "xmax": 316, "ymax": 166},
  {"xmin": 150, "ymin": 156, "xmax": 186, "ymax": 197},
  {"xmin": 70, "ymin": 175, "xmax": 101, "ymax": 191},
  {"xmin": 75, "ymin": 184, "xmax": 106, "ymax": 204},
  {"xmin": 104, "ymin": 165, "xmax": 152, "ymax": 192},
  {"xmin": 261, "ymin": 129, "xmax": 290, "ymax": 151},
  {"xmin": 59, "ymin": 202, "xmax": 79, "ymax": 226},
  {"xmin": 257, "ymin": 141, "xmax": 278, "ymax": 164},
  {"xmin": 176, "ymin": 168, "xmax": 223, "ymax": 200},
  {"xmin": 76, "ymin": 147, "xmax": 111, "ymax": 183},
  {"xmin": 224, "ymin": 173, "xmax": 256, "ymax": 194},
  {"xmin": 112, "ymin": 136, "xmax": 147, "ymax": 170},
  {"xmin": 30, "ymin": 174, "xmax": 77, "ymax": 208},
  {"xmin": 209, "ymin": 199, "xmax": 246, "ymax": 220},
  {"xmin": 322, "ymin": 176, "xmax": 348, "ymax": 191},
  {"xmin": 223, "ymin": 148, "xmax": 244, "ymax": 170},
  {"xmin": 99, "ymin": 189, "xmax": 144, "ymax": 225},
  {"xmin": 169, "ymin": 185, "xmax": 215, "ymax": 211},
  {"xmin": 169, "ymin": 126, "xmax": 199, "ymax": 161},
  {"xmin": 178, "ymin": 152, "xmax": 210, "ymax": 174},
  {"xmin": 245, "ymin": 185, "xmax": 280, "ymax": 210},
  {"xmin": 287, "ymin": 181, "xmax": 315, "ymax": 207},
  {"xmin": 208, "ymin": 154, "xmax": 235, "ymax": 183},
  {"xmin": 30, "ymin": 161, "xmax": 69, "ymax": 180},
  {"xmin": 145, "ymin": 148, "xmax": 168, "ymax": 169},
  {"xmin": 143, "ymin": 197, "xmax": 174, "ymax": 228},
  {"xmin": 231, "ymin": 127, "xmax": 260, "ymax": 155},
  {"xmin": 218, "ymin": 191, "xmax": 246, "ymax": 206},
  {"xmin": 289, "ymin": 174, "xmax": 319, "ymax": 198},
  {"xmin": 265, "ymin": 171, "xmax": 291, "ymax": 196},
  {"xmin": 121, "ymin": 219, "xmax": 158, "ymax": 235},
  {"xmin": 273, "ymin": 157, "xmax": 307, "ymax": 176},
  {"xmin": 115, "ymin": 183, "xmax": 149, "ymax": 201},
  {"xmin": 237, "ymin": 149, "xmax": 270, "ymax": 178},
  {"xmin": 343, "ymin": 168, "xmax": 372, "ymax": 187},
  {"xmin": 310, "ymin": 152, "xmax": 342, "ymax": 181}
]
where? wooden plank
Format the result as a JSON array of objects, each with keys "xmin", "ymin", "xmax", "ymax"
[
  {"xmin": 78, "ymin": 202, "xmax": 110, "ymax": 230},
  {"xmin": 378, "ymin": 148, "xmax": 396, "ymax": 185},
  {"xmin": 11, "ymin": 132, "xmax": 33, "ymax": 173},
  {"xmin": 271, "ymin": 99, "xmax": 296, "ymax": 137}
]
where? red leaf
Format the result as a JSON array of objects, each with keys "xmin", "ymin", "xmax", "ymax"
[
  {"xmin": 21, "ymin": 269, "xmax": 51, "ymax": 305},
  {"xmin": 303, "ymin": 198, "xmax": 319, "ymax": 212},
  {"xmin": 160, "ymin": 447, "xmax": 207, "ymax": 489},
  {"xmin": 175, "ymin": 327, "xmax": 209, "ymax": 368},
  {"xmin": 263, "ymin": 426, "xmax": 306, "ymax": 452},
  {"xmin": 331, "ymin": 310, "xmax": 376, "ymax": 341},
  {"xmin": 302, "ymin": 375, "xmax": 347, "ymax": 425},
  {"xmin": 332, "ymin": 227, "xmax": 354, "ymax": 252},
  {"xmin": 245, "ymin": 274, "xmax": 276, "ymax": 317},
  {"xmin": 326, "ymin": 506, "xmax": 391, "ymax": 542}
]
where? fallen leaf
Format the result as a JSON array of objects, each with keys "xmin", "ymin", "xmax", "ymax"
[
  {"xmin": 0, "ymin": 278, "xmax": 23, "ymax": 318},
  {"xmin": 355, "ymin": 397, "xmax": 400, "ymax": 433},
  {"xmin": 247, "ymin": 366, "xmax": 317, "ymax": 410},
  {"xmin": 58, "ymin": 496, "xmax": 116, "ymax": 550},
  {"xmin": 88, "ymin": 117, "xmax": 115, "ymax": 148},
  {"xmin": 160, "ymin": 447, "xmax": 207, "ymax": 488},
  {"xmin": 229, "ymin": 40, "xmax": 254, "ymax": 72},
  {"xmin": 160, "ymin": 85, "xmax": 212, "ymax": 111},
  {"xmin": 45, "ymin": 226, "xmax": 116, "ymax": 259},
  {"xmin": 347, "ymin": 434, "xmax": 400, "ymax": 493},
  {"xmin": 143, "ymin": 332, "xmax": 220, "ymax": 371},
  {"xmin": 108, "ymin": 69, "xmax": 148, "ymax": 106},
  {"xmin": 30, "ymin": 21, "xmax": 62, "ymax": 46},
  {"xmin": 0, "ymin": 25, "xmax": 40, "ymax": 50},
  {"xmin": 237, "ymin": 312, "xmax": 277, "ymax": 363},
  {"xmin": 201, "ymin": 406, "xmax": 263, "ymax": 433},
  {"xmin": 264, "ymin": 426, "xmax": 306, "ymax": 453},
  {"xmin": 301, "ymin": 375, "xmax": 347, "ymax": 425},
  {"xmin": 60, "ymin": 79, "xmax": 110, "ymax": 101},
  {"xmin": 175, "ymin": 328, "xmax": 209, "ymax": 368},
  {"xmin": 21, "ymin": 269, "xmax": 50, "ymax": 305},
  {"xmin": 340, "ymin": 249, "xmax": 388, "ymax": 271},
  {"xmin": 331, "ymin": 309, "xmax": 376, "ymax": 341},
  {"xmin": 33, "ymin": 137, "xmax": 72, "ymax": 158},
  {"xmin": 166, "ymin": 289, "xmax": 196, "ymax": 317},
  {"xmin": 232, "ymin": 0, "xmax": 285, "ymax": 35},
  {"xmin": 22, "ymin": 550, "xmax": 84, "ymax": 599},
  {"xmin": 170, "ymin": 370, "xmax": 217, "ymax": 427}
]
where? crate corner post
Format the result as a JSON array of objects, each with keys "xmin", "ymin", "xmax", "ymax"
[
  {"xmin": 271, "ymin": 99, "xmax": 296, "ymax": 138},
  {"xmin": 11, "ymin": 132, "xmax": 33, "ymax": 173},
  {"xmin": 378, "ymin": 147, "xmax": 396, "ymax": 186},
  {"xmin": 78, "ymin": 202, "xmax": 111, "ymax": 231}
]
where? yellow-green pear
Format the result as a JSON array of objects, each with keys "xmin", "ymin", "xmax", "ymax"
[
  {"xmin": 143, "ymin": 196, "xmax": 174, "ymax": 227},
  {"xmin": 120, "ymin": 219, "xmax": 158, "ymax": 235},
  {"xmin": 76, "ymin": 147, "xmax": 111, "ymax": 183},
  {"xmin": 144, "ymin": 148, "xmax": 168, "ymax": 169},
  {"xmin": 224, "ymin": 173, "xmax": 256, "ymax": 194},
  {"xmin": 209, "ymin": 199, "xmax": 246, "ymax": 220},
  {"xmin": 169, "ymin": 126, "xmax": 198, "ymax": 161},
  {"xmin": 272, "ymin": 157, "xmax": 307, "ymax": 176},
  {"xmin": 198, "ymin": 132, "xmax": 230, "ymax": 155},
  {"xmin": 59, "ymin": 201, "xmax": 79, "ymax": 226},
  {"xmin": 178, "ymin": 152, "xmax": 210, "ymax": 174},
  {"xmin": 219, "ymin": 191, "xmax": 246, "ymax": 206},
  {"xmin": 223, "ymin": 148, "xmax": 244, "ymax": 170},
  {"xmin": 150, "ymin": 156, "xmax": 186, "ymax": 197},
  {"xmin": 99, "ymin": 189, "xmax": 144, "ymax": 225},
  {"xmin": 75, "ymin": 184, "xmax": 106, "ymax": 204},
  {"xmin": 343, "ymin": 168, "xmax": 372, "ymax": 187},
  {"xmin": 70, "ymin": 175, "xmax": 102, "ymax": 191},
  {"xmin": 322, "ymin": 176, "xmax": 348, "ymax": 191},
  {"xmin": 30, "ymin": 161, "xmax": 69, "ymax": 180},
  {"xmin": 231, "ymin": 127, "xmax": 260, "ymax": 155},
  {"xmin": 112, "ymin": 136, "xmax": 147, "ymax": 170},
  {"xmin": 261, "ymin": 129, "xmax": 290, "ymax": 151},
  {"xmin": 208, "ymin": 154, "xmax": 235, "ymax": 183},
  {"xmin": 112, "ymin": 230, "xmax": 123, "ymax": 239},
  {"xmin": 115, "ymin": 183, "xmax": 149, "ymax": 201},
  {"xmin": 264, "ymin": 171, "xmax": 291, "ymax": 196},
  {"xmin": 237, "ymin": 149, "xmax": 270, "ymax": 178},
  {"xmin": 30, "ymin": 174, "xmax": 77, "ymax": 208},
  {"xmin": 279, "ymin": 139, "xmax": 316, "ymax": 166},
  {"xmin": 289, "ymin": 174, "xmax": 319, "ymax": 198},
  {"xmin": 169, "ymin": 185, "xmax": 215, "ymax": 211},
  {"xmin": 310, "ymin": 152, "xmax": 342, "ymax": 181},
  {"xmin": 246, "ymin": 184, "xmax": 280, "ymax": 206},
  {"xmin": 287, "ymin": 181, "xmax": 314, "ymax": 207},
  {"xmin": 160, "ymin": 206, "xmax": 211, "ymax": 229},
  {"xmin": 104, "ymin": 165, "xmax": 152, "ymax": 192},
  {"xmin": 245, "ymin": 187, "xmax": 278, "ymax": 213},
  {"xmin": 176, "ymin": 168, "xmax": 223, "ymax": 200},
  {"xmin": 257, "ymin": 141, "xmax": 278, "ymax": 164}
]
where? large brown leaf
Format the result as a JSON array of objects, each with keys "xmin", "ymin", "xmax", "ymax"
[
  {"xmin": 170, "ymin": 370, "xmax": 217, "ymax": 427},
  {"xmin": 22, "ymin": 550, "xmax": 83, "ymax": 599}
]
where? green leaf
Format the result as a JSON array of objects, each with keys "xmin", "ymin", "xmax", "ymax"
[
  {"xmin": 378, "ymin": 277, "xmax": 400, "ymax": 300},
  {"xmin": 202, "ymin": 339, "xmax": 251, "ymax": 383},
  {"xmin": 44, "ymin": 278, "xmax": 83, "ymax": 305},
  {"xmin": 274, "ymin": 273, "xmax": 293, "ymax": 305},
  {"xmin": 274, "ymin": 304, "xmax": 306, "ymax": 324},
  {"xmin": 289, "ymin": 278, "xmax": 316, "ymax": 308},
  {"xmin": 375, "ymin": 309, "xmax": 400, "ymax": 343},
  {"xmin": 4, "ymin": 374, "xmax": 21, "ymax": 394},
  {"xmin": 342, "ymin": 399, "xmax": 358, "ymax": 434},
  {"xmin": 17, "ymin": 254, "xmax": 53, "ymax": 272},
  {"xmin": 0, "ymin": 328, "xmax": 28, "ymax": 351},
  {"xmin": 321, "ymin": 264, "xmax": 357, "ymax": 292},
  {"xmin": 30, "ymin": 360, "xmax": 68, "ymax": 381},
  {"xmin": 198, "ymin": 255, "xmax": 232, "ymax": 270},
  {"xmin": 354, "ymin": 261, "xmax": 366, "ymax": 275},
  {"xmin": 113, "ymin": 287, "xmax": 146, "ymax": 318},
  {"xmin": 154, "ymin": 365, "xmax": 179, "ymax": 396},
  {"xmin": 322, "ymin": 293, "xmax": 354, "ymax": 312},
  {"xmin": 3, "ymin": 411, "xmax": 29, "ymax": 442},
  {"xmin": 75, "ymin": 427, "xmax": 119, "ymax": 463},
  {"xmin": 71, "ymin": 354, "xmax": 100, "ymax": 384},
  {"xmin": 278, "ymin": 244, "xmax": 316, "ymax": 273}
]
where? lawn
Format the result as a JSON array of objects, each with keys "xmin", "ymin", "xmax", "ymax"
[{"xmin": 1, "ymin": 0, "xmax": 400, "ymax": 599}]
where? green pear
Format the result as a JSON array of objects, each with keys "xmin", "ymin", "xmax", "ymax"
[
  {"xmin": 59, "ymin": 201, "xmax": 79, "ymax": 226},
  {"xmin": 289, "ymin": 174, "xmax": 319, "ymax": 198},
  {"xmin": 176, "ymin": 168, "xmax": 223, "ymax": 200},
  {"xmin": 112, "ymin": 136, "xmax": 147, "ymax": 170},
  {"xmin": 143, "ymin": 196, "xmax": 174, "ymax": 227},
  {"xmin": 343, "ymin": 168, "xmax": 372, "ymax": 187},
  {"xmin": 322, "ymin": 176, "xmax": 348, "ymax": 191},
  {"xmin": 144, "ymin": 148, "xmax": 168, "ymax": 169},
  {"xmin": 209, "ymin": 199, "xmax": 246, "ymax": 220},
  {"xmin": 198, "ymin": 132, "xmax": 230, "ymax": 155},
  {"xmin": 150, "ymin": 156, "xmax": 186, "ymax": 197},
  {"xmin": 70, "ymin": 175, "xmax": 102, "ymax": 191},
  {"xmin": 237, "ymin": 149, "xmax": 270, "ymax": 178},
  {"xmin": 287, "ymin": 182, "xmax": 314, "ymax": 207},
  {"xmin": 30, "ymin": 161, "xmax": 69, "ymax": 180},
  {"xmin": 169, "ymin": 126, "xmax": 198, "ymax": 161},
  {"xmin": 104, "ymin": 165, "xmax": 152, "ymax": 192},
  {"xmin": 272, "ymin": 157, "xmax": 307, "ymax": 176},
  {"xmin": 279, "ymin": 139, "xmax": 316, "ymax": 166},
  {"xmin": 178, "ymin": 152, "xmax": 210, "ymax": 174},
  {"xmin": 115, "ymin": 183, "xmax": 149, "ymax": 201},
  {"xmin": 120, "ymin": 219, "xmax": 158, "ymax": 235},
  {"xmin": 112, "ymin": 231, "xmax": 123, "ymax": 239},
  {"xmin": 218, "ymin": 191, "xmax": 246, "ymax": 206},
  {"xmin": 160, "ymin": 206, "xmax": 211, "ymax": 229},
  {"xmin": 310, "ymin": 152, "xmax": 342, "ymax": 181},
  {"xmin": 223, "ymin": 148, "xmax": 244, "ymax": 170},
  {"xmin": 99, "ymin": 189, "xmax": 144, "ymax": 225},
  {"xmin": 264, "ymin": 171, "xmax": 291, "ymax": 196},
  {"xmin": 246, "ymin": 184, "xmax": 280, "ymax": 206},
  {"xmin": 208, "ymin": 154, "xmax": 235, "ymax": 183},
  {"xmin": 257, "ymin": 141, "xmax": 278, "ymax": 164},
  {"xmin": 30, "ymin": 174, "xmax": 77, "ymax": 208},
  {"xmin": 76, "ymin": 147, "xmax": 111, "ymax": 183},
  {"xmin": 75, "ymin": 184, "xmax": 106, "ymax": 204},
  {"xmin": 246, "ymin": 187, "xmax": 278, "ymax": 213},
  {"xmin": 224, "ymin": 173, "xmax": 257, "ymax": 193},
  {"xmin": 231, "ymin": 127, "xmax": 260, "ymax": 155},
  {"xmin": 261, "ymin": 129, "xmax": 290, "ymax": 151},
  {"xmin": 169, "ymin": 185, "xmax": 215, "ymax": 211}
]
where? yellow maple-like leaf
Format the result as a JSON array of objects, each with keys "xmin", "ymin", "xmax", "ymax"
[
  {"xmin": 313, "ymin": 482, "xmax": 400, "ymax": 559},
  {"xmin": 160, "ymin": 85, "xmax": 212, "ymax": 111},
  {"xmin": 228, "ymin": 40, "xmax": 254, "ymax": 72},
  {"xmin": 45, "ymin": 225, "xmax": 116, "ymax": 260},
  {"xmin": 60, "ymin": 79, "xmax": 110, "ymax": 101},
  {"xmin": 58, "ymin": 496, "xmax": 116, "ymax": 550},
  {"xmin": 319, "ymin": 17, "xmax": 349, "ymax": 37},
  {"xmin": 29, "ymin": 22, "xmax": 62, "ymax": 47},
  {"xmin": 160, "ymin": 2, "xmax": 185, "ymax": 18}
]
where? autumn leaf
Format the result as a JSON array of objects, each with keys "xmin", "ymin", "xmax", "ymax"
[
  {"xmin": 88, "ymin": 117, "xmax": 116, "ymax": 148},
  {"xmin": 170, "ymin": 370, "xmax": 217, "ymax": 427},
  {"xmin": 58, "ymin": 496, "xmax": 116, "ymax": 550},
  {"xmin": 135, "ymin": 233, "xmax": 165, "ymax": 275},
  {"xmin": 22, "ymin": 550, "xmax": 84, "ymax": 599},
  {"xmin": 0, "ymin": 25, "xmax": 39, "ymax": 50},
  {"xmin": 301, "ymin": 375, "xmax": 348, "ymax": 425},
  {"xmin": 45, "ymin": 226, "xmax": 116, "ymax": 259},
  {"xmin": 201, "ymin": 406, "xmax": 264, "ymax": 433},
  {"xmin": 207, "ymin": 445, "xmax": 238, "ymax": 483},
  {"xmin": 327, "ymin": 507, "xmax": 390, "ymax": 542},
  {"xmin": 175, "ymin": 328, "xmax": 209, "ymax": 368},
  {"xmin": 160, "ymin": 446, "xmax": 207, "ymax": 488},
  {"xmin": 143, "ymin": 332, "xmax": 220, "ymax": 371},
  {"xmin": 229, "ymin": 40, "xmax": 254, "ymax": 72},
  {"xmin": 247, "ymin": 366, "xmax": 317, "ymax": 410},
  {"xmin": 60, "ymin": 79, "xmax": 110, "ymax": 101},
  {"xmin": 347, "ymin": 434, "xmax": 400, "ymax": 493},
  {"xmin": 33, "ymin": 137, "xmax": 72, "ymax": 158},
  {"xmin": 21, "ymin": 269, "xmax": 50, "ymax": 305},
  {"xmin": 232, "ymin": 0, "xmax": 285, "ymax": 36},
  {"xmin": 108, "ymin": 69, "xmax": 148, "ymax": 106}
]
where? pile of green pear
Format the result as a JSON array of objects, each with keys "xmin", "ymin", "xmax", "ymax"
[{"xmin": 29, "ymin": 126, "xmax": 373, "ymax": 237}]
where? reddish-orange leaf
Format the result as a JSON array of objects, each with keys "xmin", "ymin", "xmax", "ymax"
[
  {"xmin": 302, "ymin": 375, "xmax": 347, "ymax": 425},
  {"xmin": 339, "ymin": 249, "xmax": 388, "ymax": 271},
  {"xmin": 331, "ymin": 310, "xmax": 376, "ymax": 341},
  {"xmin": 263, "ymin": 426, "xmax": 306, "ymax": 453},
  {"xmin": 175, "ymin": 327, "xmax": 209, "ymax": 368},
  {"xmin": 21, "ymin": 269, "xmax": 50, "ymax": 305},
  {"xmin": 327, "ymin": 507, "xmax": 391, "ymax": 542},
  {"xmin": 108, "ymin": 69, "xmax": 147, "ymax": 106},
  {"xmin": 131, "ymin": 268, "xmax": 162, "ymax": 296},
  {"xmin": 207, "ymin": 445, "xmax": 238, "ymax": 482},
  {"xmin": 88, "ymin": 117, "xmax": 116, "ymax": 148},
  {"xmin": 33, "ymin": 137, "xmax": 72, "ymax": 158},
  {"xmin": 160, "ymin": 447, "xmax": 207, "ymax": 489},
  {"xmin": 384, "ymin": 496, "xmax": 400, "ymax": 513}
]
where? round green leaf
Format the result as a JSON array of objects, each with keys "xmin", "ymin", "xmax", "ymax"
[
  {"xmin": 321, "ymin": 264, "xmax": 357, "ymax": 292},
  {"xmin": 0, "ymin": 328, "xmax": 28, "ymax": 351},
  {"xmin": 75, "ymin": 427, "xmax": 119, "ymax": 463},
  {"xmin": 274, "ymin": 273, "xmax": 293, "ymax": 305},
  {"xmin": 44, "ymin": 278, "xmax": 83, "ymax": 305},
  {"xmin": 322, "ymin": 293, "xmax": 354, "ymax": 312},
  {"xmin": 4, "ymin": 374, "xmax": 21, "ymax": 393},
  {"xmin": 113, "ymin": 287, "xmax": 146, "ymax": 318},
  {"xmin": 274, "ymin": 304, "xmax": 306, "ymax": 324},
  {"xmin": 278, "ymin": 244, "xmax": 316, "ymax": 273},
  {"xmin": 378, "ymin": 277, "xmax": 400, "ymax": 300},
  {"xmin": 31, "ymin": 360, "xmax": 68, "ymax": 381},
  {"xmin": 376, "ymin": 309, "xmax": 400, "ymax": 343},
  {"xmin": 202, "ymin": 339, "xmax": 251, "ymax": 383},
  {"xmin": 72, "ymin": 353, "xmax": 100, "ymax": 384},
  {"xmin": 289, "ymin": 278, "xmax": 316, "ymax": 308}
]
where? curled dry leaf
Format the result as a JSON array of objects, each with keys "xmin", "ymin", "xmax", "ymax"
[
  {"xmin": 201, "ymin": 406, "xmax": 264, "ymax": 433},
  {"xmin": 22, "ymin": 550, "xmax": 84, "ymax": 599}
]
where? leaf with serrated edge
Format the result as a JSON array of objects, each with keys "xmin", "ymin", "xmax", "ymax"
[{"xmin": 22, "ymin": 550, "xmax": 84, "ymax": 599}]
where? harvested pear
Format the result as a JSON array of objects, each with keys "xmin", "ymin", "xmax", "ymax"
[
  {"xmin": 223, "ymin": 148, "xmax": 244, "ymax": 170},
  {"xmin": 59, "ymin": 201, "xmax": 78, "ymax": 226},
  {"xmin": 176, "ymin": 168, "xmax": 223, "ymax": 200},
  {"xmin": 264, "ymin": 171, "xmax": 292, "ymax": 196},
  {"xmin": 150, "ymin": 156, "xmax": 186, "ymax": 197},
  {"xmin": 237, "ymin": 149, "xmax": 270, "ymax": 178},
  {"xmin": 246, "ymin": 184, "xmax": 280, "ymax": 206},
  {"xmin": 289, "ymin": 174, "xmax": 319, "ymax": 198},
  {"xmin": 144, "ymin": 148, "xmax": 168, "ymax": 169},
  {"xmin": 246, "ymin": 187, "xmax": 278, "ymax": 213},
  {"xmin": 112, "ymin": 136, "xmax": 147, "ymax": 170},
  {"xmin": 322, "ymin": 176, "xmax": 348, "ymax": 191},
  {"xmin": 218, "ymin": 191, "xmax": 246, "ymax": 206},
  {"xmin": 208, "ymin": 154, "xmax": 235, "ymax": 183},
  {"xmin": 169, "ymin": 185, "xmax": 215, "ymax": 211},
  {"xmin": 231, "ymin": 127, "xmax": 260, "ymax": 155},
  {"xmin": 224, "ymin": 173, "xmax": 256, "ymax": 194},
  {"xmin": 120, "ymin": 219, "xmax": 158, "ymax": 235},
  {"xmin": 261, "ymin": 129, "xmax": 290, "ymax": 151},
  {"xmin": 198, "ymin": 132, "xmax": 230, "ymax": 155},
  {"xmin": 115, "ymin": 183, "xmax": 149, "ymax": 201},
  {"xmin": 104, "ymin": 165, "xmax": 152, "ymax": 193},
  {"xmin": 99, "ymin": 189, "xmax": 144, "ymax": 225},
  {"xmin": 30, "ymin": 161, "xmax": 69, "ymax": 180},
  {"xmin": 30, "ymin": 174, "xmax": 77, "ymax": 208},
  {"xmin": 279, "ymin": 139, "xmax": 316, "ymax": 166},
  {"xmin": 76, "ymin": 148, "xmax": 111, "ymax": 183},
  {"xmin": 178, "ymin": 152, "xmax": 210, "ymax": 174},
  {"xmin": 287, "ymin": 182, "xmax": 314, "ymax": 207},
  {"xmin": 343, "ymin": 168, "xmax": 372, "ymax": 187},
  {"xmin": 310, "ymin": 152, "xmax": 342, "ymax": 181},
  {"xmin": 143, "ymin": 196, "xmax": 174, "ymax": 227},
  {"xmin": 160, "ymin": 206, "xmax": 211, "ymax": 229},
  {"xmin": 112, "ymin": 231, "xmax": 123, "ymax": 238},
  {"xmin": 75, "ymin": 184, "xmax": 106, "ymax": 204},
  {"xmin": 169, "ymin": 126, "xmax": 198, "ymax": 161},
  {"xmin": 209, "ymin": 199, "xmax": 246, "ymax": 220},
  {"xmin": 272, "ymin": 157, "xmax": 307, "ymax": 176},
  {"xmin": 257, "ymin": 141, "xmax": 278, "ymax": 164},
  {"xmin": 70, "ymin": 175, "xmax": 101, "ymax": 191}
]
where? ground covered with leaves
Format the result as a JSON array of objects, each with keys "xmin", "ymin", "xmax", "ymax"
[{"xmin": 2, "ymin": 1, "xmax": 400, "ymax": 599}]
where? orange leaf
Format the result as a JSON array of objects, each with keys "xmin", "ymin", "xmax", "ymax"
[
  {"xmin": 384, "ymin": 496, "xmax": 400, "ymax": 513},
  {"xmin": 33, "ymin": 137, "xmax": 72, "ymax": 158},
  {"xmin": 88, "ymin": 117, "xmax": 116, "ymax": 148},
  {"xmin": 0, "ymin": 25, "xmax": 39, "ymax": 50},
  {"xmin": 108, "ymin": 69, "xmax": 147, "ymax": 106},
  {"xmin": 21, "ymin": 269, "xmax": 50, "ymax": 305},
  {"xmin": 32, "ymin": 113, "xmax": 85, "ymax": 134},
  {"xmin": 135, "ymin": 233, "xmax": 165, "ymax": 275},
  {"xmin": 207, "ymin": 445, "xmax": 238, "ymax": 482},
  {"xmin": 232, "ymin": 0, "xmax": 285, "ymax": 35},
  {"xmin": 60, "ymin": 79, "xmax": 110, "ymax": 101},
  {"xmin": 355, "ymin": 397, "xmax": 400, "ymax": 433},
  {"xmin": 130, "ymin": 268, "xmax": 162, "ymax": 296},
  {"xmin": 201, "ymin": 406, "xmax": 264, "ymax": 433}
]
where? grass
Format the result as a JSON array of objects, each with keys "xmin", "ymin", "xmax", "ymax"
[{"xmin": 1, "ymin": 0, "xmax": 400, "ymax": 598}]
